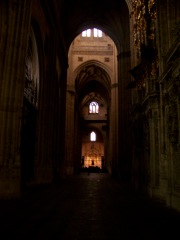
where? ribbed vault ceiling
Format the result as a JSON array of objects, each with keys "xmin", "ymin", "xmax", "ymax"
[{"xmin": 75, "ymin": 64, "xmax": 111, "ymax": 104}]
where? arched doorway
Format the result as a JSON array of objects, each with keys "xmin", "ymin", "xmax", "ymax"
[{"xmin": 66, "ymin": 28, "xmax": 118, "ymax": 174}]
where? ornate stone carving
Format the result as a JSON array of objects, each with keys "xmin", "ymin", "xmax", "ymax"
[
  {"xmin": 130, "ymin": 0, "xmax": 158, "ymax": 89},
  {"xmin": 132, "ymin": 0, "xmax": 156, "ymax": 59}
]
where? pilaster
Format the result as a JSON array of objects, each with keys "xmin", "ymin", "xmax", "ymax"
[
  {"xmin": 108, "ymin": 83, "xmax": 119, "ymax": 175},
  {"xmin": 0, "ymin": 0, "xmax": 32, "ymax": 198},
  {"xmin": 117, "ymin": 50, "xmax": 132, "ymax": 179},
  {"xmin": 64, "ymin": 85, "xmax": 76, "ymax": 176}
]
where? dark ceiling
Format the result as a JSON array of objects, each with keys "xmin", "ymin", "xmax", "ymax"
[{"xmin": 60, "ymin": 0, "xmax": 130, "ymax": 50}]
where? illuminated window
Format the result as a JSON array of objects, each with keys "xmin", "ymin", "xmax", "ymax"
[
  {"xmin": 94, "ymin": 28, "xmax": 102, "ymax": 37},
  {"xmin": 89, "ymin": 101, "xmax": 99, "ymax": 114},
  {"xmin": 90, "ymin": 131, "xmax": 96, "ymax": 141},
  {"xmin": 82, "ymin": 29, "xmax": 91, "ymax": 37},
  {"xmin": 82, "ymin": 28, "xmax": 102, "ymax": 37}
]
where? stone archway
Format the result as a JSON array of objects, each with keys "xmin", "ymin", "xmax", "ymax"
[{"xmin": 65, "ymin": 26, "xmax": 119, "ymax": 175}]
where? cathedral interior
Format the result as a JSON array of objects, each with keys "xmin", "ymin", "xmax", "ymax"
[{"xmin": 0, "ymin": 0, "xmax": 180, "ymax": 226}]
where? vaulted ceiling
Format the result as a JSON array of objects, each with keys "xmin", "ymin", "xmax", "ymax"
[
  {"xmin": 59, "ymin": 0, "xmax": 131, "ymax": 51},
  {"xmin": 75, "ymin": 64, "xmax": 111, "ymax": 103}
]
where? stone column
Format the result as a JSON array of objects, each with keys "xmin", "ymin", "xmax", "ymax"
[
  {"xmin": 109, "ymin": 83, "xmax": 119, "ymax": 175},
  {"xmin": 73, "ymin": 101, "xmax": 82, "ymax": 174},
  {"xmin": 64, "ymin": 85, "xmax": 75, "ymax": 175},
  {"xmin": 0, "ymin": 0, "xmax": 32, "ymax": 198},
  {"xmin": 58, "ymin": 69, "xmax": 68, "ymax": 177},
  {"xmin": 35, "ymin": 30, "xmax": 63, "ymax": 184},
  {"xmin": 117, "ymin": 50, "xmax": 132, "ymax": 180}
]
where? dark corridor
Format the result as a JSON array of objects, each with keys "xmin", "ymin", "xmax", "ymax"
[{"xmin": 0, "ymin": 173, "xmax": 180, "ymax": 240}]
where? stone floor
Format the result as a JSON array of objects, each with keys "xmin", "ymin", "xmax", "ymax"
[{"xmin": 0, "ymin": 173, "xmax": 180, "ymax": 240}]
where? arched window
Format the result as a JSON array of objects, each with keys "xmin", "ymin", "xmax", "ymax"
[
  {"xmin": 82, "ymin": 29, "xmax": 91, "ymax": 37},
  {"xmin": 89, "ymin": 101, "xmax": 99, "ymax": 114},
  {"xmin": 90, "ymin": 131, "xmax": 96, "ymax": 141},
  {"xmin": 82, "ymin": 28, "xmax": 102, "ymax": 37},
  {"xmin": 94, "ymin": 28, "xmax": 102, "ymax": 37}
]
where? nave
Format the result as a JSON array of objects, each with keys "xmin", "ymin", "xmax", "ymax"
[{"xmin": 0, "ymin": 173, "xmax": 180, "ymax": 240}]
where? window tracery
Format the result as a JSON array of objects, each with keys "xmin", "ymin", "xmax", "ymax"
[{"xmin": 89, "ymin": 101, "xmax": 99, "ymax": 114}]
